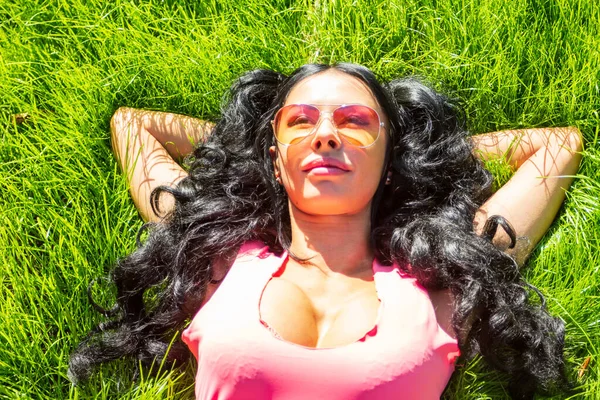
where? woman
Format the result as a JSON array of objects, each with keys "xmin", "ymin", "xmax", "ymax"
[{"xmin": 70, "ymin": 63, "xmax": 582, "ymax": 399}]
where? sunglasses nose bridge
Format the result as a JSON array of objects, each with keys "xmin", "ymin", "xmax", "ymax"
[
  {"xmin": 313, "ymin": 109, "xmax": 341, "ymax": 136},
  {"xmin": 310, "ymin": 109, "xmax": 343, "ymax": 148},
  {"xmin": 315, "ymin": 109, "xmax": 335, "ymax": 129}
]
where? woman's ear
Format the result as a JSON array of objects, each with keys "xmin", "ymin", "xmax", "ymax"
[{"xmin": 269, "ymin": 146, "xmax": 281, "ymax": 182}]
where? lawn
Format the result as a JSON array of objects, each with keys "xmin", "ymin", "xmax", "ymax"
[{"xmin": 1, "ymin": 0, "xmax": 599, "ymax": 398}]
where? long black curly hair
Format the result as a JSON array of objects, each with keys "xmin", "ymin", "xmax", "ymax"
[{"xmin": 69, "ymin": 63, "xmax": 567, "ymax": 399}]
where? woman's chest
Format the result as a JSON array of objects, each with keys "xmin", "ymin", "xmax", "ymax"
[{"xmin": 258, "ymin": 270, "xmax": 383, "ymax": 349}]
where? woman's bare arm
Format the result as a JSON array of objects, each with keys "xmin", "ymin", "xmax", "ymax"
[
  {"xmin": 110, "ymin": 107, "xmax": 214, "ymax": 222},
  {"xmin": 471, "ymin": 126, "xmax": 583, "ymax": 266}
]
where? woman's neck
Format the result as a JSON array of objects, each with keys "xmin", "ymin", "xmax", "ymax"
[{"xmin": 288, "ymin": 203, "xmax": 374, "ymax": 278}]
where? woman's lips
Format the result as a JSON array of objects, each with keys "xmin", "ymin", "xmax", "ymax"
[
  {"xmin": 301, "ymin": 158, "xmax": 351, "ymax": 176},
  {"xmin": 307, "ymin": 166, "xmax": 348, "ymax": 176}
]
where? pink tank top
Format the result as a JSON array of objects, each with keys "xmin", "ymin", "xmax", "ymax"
[{"xmin": 182, "ymin": 241, "xmax": 460, "ymax": 400}]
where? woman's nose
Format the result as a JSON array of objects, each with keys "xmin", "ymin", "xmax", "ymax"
[{"xmin": 310, "ymin": 116, "xmax": 342, "ymax": 150}]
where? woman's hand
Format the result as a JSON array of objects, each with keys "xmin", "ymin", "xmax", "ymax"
[
  {"xmin": 110, "ymin": 107, "xmax": 214, "ymax": 222},
  {"xmin": 471, "ymin": 127, "xmax": 583, "ymax": 266}
]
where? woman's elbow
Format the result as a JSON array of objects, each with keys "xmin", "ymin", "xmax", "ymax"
[
  {"xmin": 566, "ymin": 126, "xmax": 584, "ymax": 153},
  {"xmin": 109, "ymin": 107, "xmax": 142, "ymax": 167},
  {"xmin": 546, "ymin": 126, "xmax": 583, "ymax": 158},
  {"xmin": 110, "ymin": 107, "xmax": 134, "ymax": 139}
]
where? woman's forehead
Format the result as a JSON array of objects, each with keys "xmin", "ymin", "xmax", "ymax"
[{"xmin": 284, "ymin": 70, "xmax": 381, "ymax": 110}]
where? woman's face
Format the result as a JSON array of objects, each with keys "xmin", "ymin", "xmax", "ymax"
[{"xmin": 269, "ymin": 69, "xmax": 389, "ymax": 217}]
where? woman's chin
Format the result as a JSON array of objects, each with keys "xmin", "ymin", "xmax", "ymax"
[{"xmin": 289, "ymin": 196, "xmax": 372, "ymax": 218}]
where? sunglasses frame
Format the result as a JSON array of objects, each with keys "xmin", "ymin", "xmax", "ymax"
[{"xmin": 271, "ymin": 103, "xmax": 386, "ymax": 148}]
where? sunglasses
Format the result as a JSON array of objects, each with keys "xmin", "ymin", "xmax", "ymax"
[{"xmin": 272, "ymin": 104, "xmax": 385, "ymax": 148}]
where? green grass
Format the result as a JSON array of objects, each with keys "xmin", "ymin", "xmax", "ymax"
[{"xmin": 1, "ymin": 0, "xmax": 599, "ymax": 398}]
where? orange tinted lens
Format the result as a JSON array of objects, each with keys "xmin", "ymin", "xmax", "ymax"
[
  {"xmin": 274, "ymin": 104, "xmax": 320, "ymax": 145},
  {"xmin": 333, "ymin": 105, "xmax": 380, "ymax": 146}
]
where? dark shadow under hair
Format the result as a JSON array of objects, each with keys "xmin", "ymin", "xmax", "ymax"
[{"xmin": 70, "ymin": 63, "xmax": 567, "ymax": 399}]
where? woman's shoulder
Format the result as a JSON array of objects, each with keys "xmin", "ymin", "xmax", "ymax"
[
  {"xmin": 380, "ymin": 260, "xmax": 456, "ymax": 340},
  {"xmin": 210, "ymin": 241, "xmax": 273, "ymax": 281},
  {"xmin": 235, "ymin": 240, "xmax": 272, "ymax": 261},
  {"xmin": 196, "ymin": 241, "xmax": 272, "ymax": 311}
]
